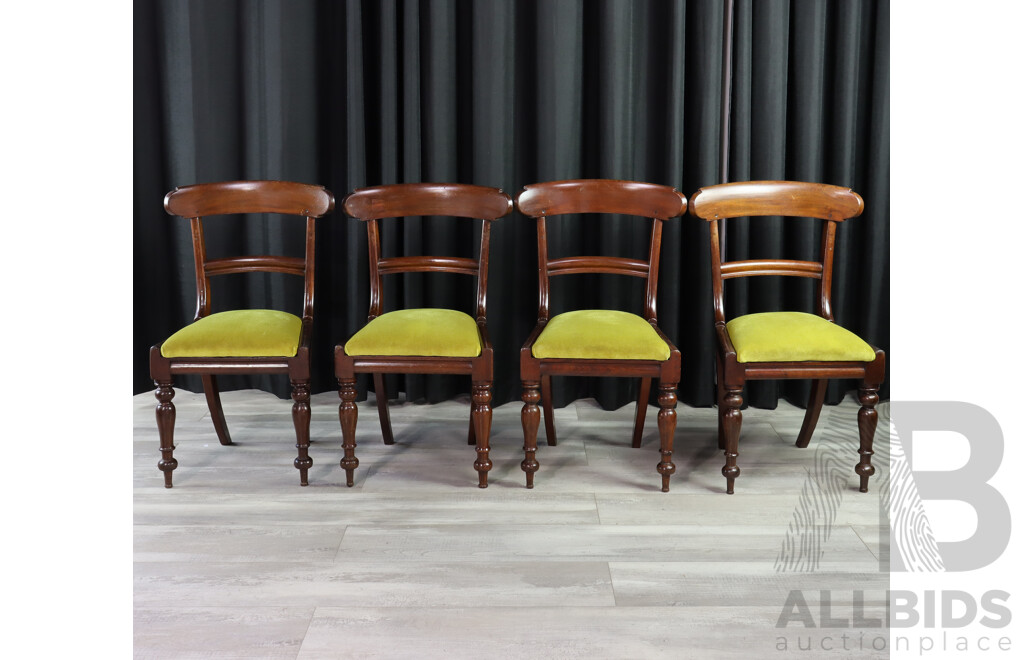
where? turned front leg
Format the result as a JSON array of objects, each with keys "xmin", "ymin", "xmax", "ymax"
[
  {"xmin": 154, "ymin": 380, "xmax": 178, "ymax": 488},
  {"xmin": 722, "ymin": 388, "xmax": 743, "ymax": 494},
  {"xmin": 291, "ymin": 380, "xmax": 312, "ymax": 486},
  {"xmin": 338, "ymin": 378, "xmax": 360, "ymax": 487},
  {"xmin": 471, "ymin": 382, "xmax": 493, "ymax": 488},
  {"xmin": 656, "ymin": 383, "xmax": 678, "ymax": 492},
  {"xmin": 521, "ymin": 381, "xmax": 540, "ymax": 488},
  {"xmin": 856, "ymin": 385, "xmax": 879, "ymax": 493}
]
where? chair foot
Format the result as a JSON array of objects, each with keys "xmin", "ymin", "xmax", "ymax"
[
  {"xmin": 796, "ymin": 379, "xmax": 828, "ymax": 448},
  {"xmin": 155, "ymin": 380, "xmax": 178, "ymax": 488},
  {"xmin": 472, "ymin": 382, "xmax": 493, "ymax": 488},
  {"xmin": 541, "ymin": 374, "xmax": 557, "ymax": 446},
  {"xmin": 373, "ymin": 373, "xmax": 395, "ymax": 445},
  {"xmin": 722, "ymin": 387, "xmax": 742, "ymax": 494},
  {"xmin": 202, "ymin": 375, "xmax": 233, "ymax": 445},
  {"xmin": 291, "ymin": 380, "xmax": 312, "ymax": 487},
  {"xmin": 521, "ymin": 381, "xmax": 540, "ymax": 488},
  {"xmin": 338, "ymin": 378, "xmax": 360, "ymax": 488},
  {"xmin": 633, "ymin": 377, "xmax": 651, "ymax": 448},
  {"xmin": 656, "ymin": 383, "xmax": 677, "ymax": 492},
  {"xmin": 856, "ymin": 385, "xmax": 879, "ymax": 493},
  {"xmin": 715, "ymin": 355, "xmax": 726, "ymax": 450}
]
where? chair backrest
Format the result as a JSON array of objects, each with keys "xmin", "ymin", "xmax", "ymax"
[
  {"xmin": 163, "ymin": 180, "xmax": 335, "ymax": 322},
  {"xmin": 343, "ymin": 183, "xmax": 513, "ymax": 322},
  {"xmin": 688, "ymin": 180, "xmax": 864, "ymax": 324},
  {"xmin": 515, "ymin": 179, "xmax": 687, "ymax": 322}
]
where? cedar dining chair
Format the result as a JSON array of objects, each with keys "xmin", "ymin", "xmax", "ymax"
[
  {"xmin": 336, "ymin": 183, "xmax": 513, "ymax": 488},
  {"xmin": 688, "ymin": 181, "xmax": 885, "ymax": 494},
  {"xmin": 516, "ymin": 180, "xmax": 687, "ymax": 492},
  {"xmin": 150, "ymin": 180, "xmax": 335, "ymax": 488}
]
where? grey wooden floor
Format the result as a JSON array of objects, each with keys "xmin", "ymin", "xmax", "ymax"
[{"xmin": 134, "ymin": 388, "xmax": 890, "ymax": 659}]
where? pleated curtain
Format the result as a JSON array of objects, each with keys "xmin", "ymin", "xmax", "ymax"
[{"xmin": 134, "ymin": 0, "xmax": 889, "ymax": 409}]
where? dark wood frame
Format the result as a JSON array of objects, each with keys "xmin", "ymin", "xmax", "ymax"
[
  {"xmin": 335, "ymin": 183, "xmax": 513, "ymax": 488},
  {"xmin": 150, "ymin": 180, "xmax": 335, "ymax": 488},
  {"xmin": 688, "ymin": 180, "xmax": 886, "ymax": 494},
  {"xmin": 515, "ymin": 179, "xmax": 687, "ymax": 492}
]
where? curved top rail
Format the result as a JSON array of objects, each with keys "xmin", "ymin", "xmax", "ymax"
[
  {"xmin": 516, "ymin": 179, "xmax": 687, "ymax": 219},
  {"xmin": 164, "ymin": 180, "xmax": 335, "ymax": 218},
  {"xmin": 343, "ymin": 183, "xmax": 513, "ymax": 221},
  {"xmin": 689, "ymin": 180, "xmax": 863, "ymax": 221}
]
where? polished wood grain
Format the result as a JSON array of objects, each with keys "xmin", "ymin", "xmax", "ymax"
[
  {"xmin": 150, "ymin": 180, "xmax": 335, "ymax": 487},
  {"xmin": 343, "ymin": 182, "xmax": 513, "ymax": 221},
  {"xmin": 516, "ymin": 179, "xmax": 688, "ymax": 219},
  {"xmin": 547, "ymin": 256, "xmax": 650, "ymax": 278},
  {"xmin": 516, "ymin": 179, "xmax": 687, "ymax": 491},
  {"xmin": 687, "ymin": 180, "xmax": 864, "ymax": 222},
  {"xmin": 164, "ymin": 179, "xmax": 335, "ymax": 219},
  {"xmin": 336, "ymin": 183, "xmax": 513, "ymax": 488},
  {"xmin": 719, "ymin": 259, "xmax": 823, "ymax": 279},
  {"xmin": 689, "ymin": 180, "xmax": 885, "ymax": 494}
]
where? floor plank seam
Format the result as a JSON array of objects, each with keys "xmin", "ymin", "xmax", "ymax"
[
  {"xmin": 331, "ymin": 526, "xmax": 348, "ymax": 563},
  {"xmin": 849, "ymin": 524, "xmax": 882, "ymax": 562},
  {"xmin": 294, "ymin": 606, "xmax": 318, "ymax": 660}
]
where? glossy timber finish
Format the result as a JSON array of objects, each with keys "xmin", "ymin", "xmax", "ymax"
[
  {"xmin": 150, "ymin": 180, "xmax": 336, "ymax": 487},
  {"xmin": 688, "ymin": 180, "xmax": 885, "ymax": 494},
  {"xmin": 335, "ymin": 183, "xmax": 514, "ymax": 488},
  {"xmin": 516, "ymin": 179, "xmax": 687, "ymax": 492}
]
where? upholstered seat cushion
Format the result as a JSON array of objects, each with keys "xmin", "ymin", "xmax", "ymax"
[
  {"xmin": 726, "ymin": 311, "xmax": 875, "ymax": 363},
  {"xmin": 345, "ymin": 308, "xmax": 482, "ymax": 357},
  {"xmin": 532, "ymin": 310, "xmax": 671, "ymax": 361},
  {"xmin": 160, "ymin": 310, "xmax": 303, "ymax": 358}
]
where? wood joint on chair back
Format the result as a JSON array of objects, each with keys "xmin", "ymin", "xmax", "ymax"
[
  {"xmin": 720, "ymin": 259, "xmax": 823, "ymax": 280},
  {"xmin": 204, "ymin": 256, "xmax": 306, "ymax": 277},
  {"xmin": 547, "ymin": 256, "xmax": 650, "ymax": 278},
  {"xmin": 377, "ymin": 256, "xmax": 480, "ymax": 276}
]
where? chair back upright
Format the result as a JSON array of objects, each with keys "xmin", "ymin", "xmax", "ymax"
[
  {"xmin": 343, "ymin": 183, "xmax": 514, "ymax": 323},
  {"xmin": 688, "ymin": 180, "xmax": 864, "ymax": 325},
  {"xmin": 515, "ymin": 179, "xmax": 688, "ymax": 323},
  {"xmin": 163, "ymin": 180, "xmax": 335, "ymax": 323}
]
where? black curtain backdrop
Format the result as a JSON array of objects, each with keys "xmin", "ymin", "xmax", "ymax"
[{"xmin": 134, "ymin": 0, "xmax": 889, "ymax": 411}]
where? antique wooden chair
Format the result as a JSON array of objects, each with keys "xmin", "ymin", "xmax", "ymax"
[
  {"xmin": 688, "ymin": 180, "xmax": 885, "ymax": 494},
  {"xmin": 150, "ymin": 180, "xmax": 335, "ymax": 487},
  {"xmin": 516, "ymin": 179, "xmax": 687, "ymax": 492},
  {"xmin": 335, "ymin": 183, "xmax": 513, "ymax": 488}
]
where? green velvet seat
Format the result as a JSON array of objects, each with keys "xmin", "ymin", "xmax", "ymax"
[
  {"xmin": 726, "ymin": 311, "xmax": 875, "ymax": 363},
  {"xmin": 344, "ymin": 308, "xmax": 482, "ymax": 357},
  {"xmin": 160, "ymin": 309, "xmax": 302, "ymax": 358},
  {"xmin": 532, "ymin": 309, "xmax": 671, "ymax": 361}
]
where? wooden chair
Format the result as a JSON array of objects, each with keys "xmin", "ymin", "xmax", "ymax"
[
  {"xmin": 688, "ymin": 180, "xmax": 886, "ymax": 494},
  {"xmin": 335, "ymin": 183, "xmax": 513, "ymax": 488},
  {"xmin": 150, "ymin": 180, "xmax": 335, "ymax": 487},
  {"xmin": 516, "ymin": 179, "xmax": 687, "ymax": 492}
]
